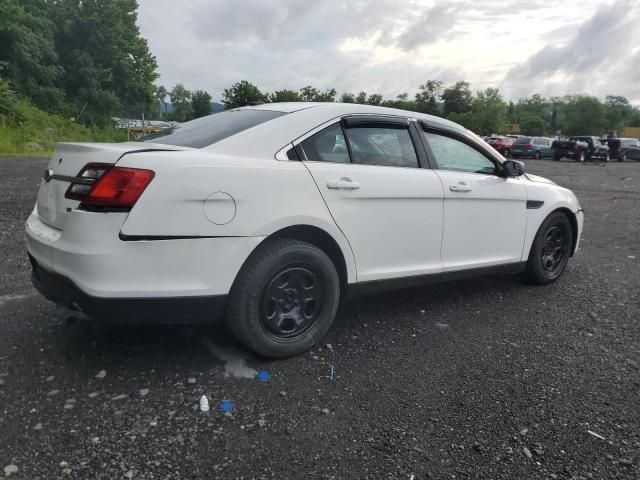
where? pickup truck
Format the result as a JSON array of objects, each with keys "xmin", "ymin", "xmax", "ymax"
[{"xmin": 552, "ymin": 136, "xmax": 610, "ymax": 162}]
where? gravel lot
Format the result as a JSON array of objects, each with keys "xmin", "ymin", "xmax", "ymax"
[{"xmin": 0, "ymin": 156, "xmax": 639, "ymax": 479}]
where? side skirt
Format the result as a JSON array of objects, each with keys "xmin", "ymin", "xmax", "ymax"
[{"xmin": 345, "ymin": 262, "xmax": 526, "ymax": 300}]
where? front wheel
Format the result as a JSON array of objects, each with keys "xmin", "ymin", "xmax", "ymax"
[
  {"xmin": 227, "ymin": 238, "xmax": 340, "ymax": 358},
  {"xmin": 525, "ymin": 212, "xmax": 572, "ymax": 285}
]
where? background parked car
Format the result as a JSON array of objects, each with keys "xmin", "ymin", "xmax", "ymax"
[
  {"xmin": 486, "ymin": 136, "xmax": 515, "ymax": 157},
  {"xmin": 601, "ymin": 138, "xmax": 640, "ymax": 161},
  {"xmin": 511, "ymin": 136, "xmax": 553, "ymax": 159},
  {"xmin": 552, "ymin": 136, "xmax": 609, "ymax": 162}
]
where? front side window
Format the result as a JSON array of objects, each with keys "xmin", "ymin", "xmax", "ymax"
[
  {"xmin": 425, "ymin": 131, "xmax": 497, "ymax": 175},
  {"xmin": 346, "ymin": 127, "xmax": 418, "ymax": 168}
]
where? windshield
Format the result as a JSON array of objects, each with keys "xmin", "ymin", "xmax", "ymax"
[{"xmin": 139, "ymin": 109, "xmax": 286, "ymax": 148}]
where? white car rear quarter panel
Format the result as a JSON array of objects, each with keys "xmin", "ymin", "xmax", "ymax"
[{"xmin": 118, "ymin": 150, "xmax": 356, "ymax": 283}]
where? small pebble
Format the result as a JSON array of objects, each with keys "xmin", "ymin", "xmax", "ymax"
[
  {"xmin": 33, "ymin": 422, "xmax": 43, "ymax": 430},
  {"xmin": 45, "ymin": 375, "xmax": 55, "ymax": 382},
  {"xmin": 279, "ymin": 391, "xmax": 287, "ymax": 397},
  {"xmin": 187, "ymin": 377, "xmax": 196, "ymax": 384},
  {"xmin": 3, "ymin": 464, "xmax": 19, "ymax": 476},
  {"xmin": 47, "ymin": 389, "xmax": 60, "ymax": 396},
  {"xmin": 95, "ymin": 370, "xmax": 107, "ymax": 379},
  {"xmin": 87, "ymin": 392, "xmax": 99, "ymax": 399},
  {"xmin": 139, "ymin": 388, "xmax": 149, "ymax": 397},
  {"xmin": 523, "ymin": 447, "xmax": 533, "ymax": 459},
  {"xmin": 320, "ymin": 408, "xmax": 330, "ymax": 415}
]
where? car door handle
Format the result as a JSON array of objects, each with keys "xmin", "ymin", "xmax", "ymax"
[
  {"xmin": 449, "ymin": 183, "xmax": 472, "ymax": 192},
  {"xmin": 327, "ymin": 177, "xmax": 360, "ymax": 190}
]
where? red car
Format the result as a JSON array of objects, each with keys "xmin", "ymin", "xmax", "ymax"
[{"xmin": 486, "ymin": 136, "xmax": 515, "ymax": 157}]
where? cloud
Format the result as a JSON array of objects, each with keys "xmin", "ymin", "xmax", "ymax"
[
  {"xmin": 137, "ymin": 0, "xmax": 638, "ymax": 105},
  {"xmin": 501, "ymin": 0, "xmax": 640, "ymax": 102}
]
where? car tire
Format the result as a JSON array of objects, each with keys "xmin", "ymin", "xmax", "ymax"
[
  {"xmin": 534, "ymin": 151, "xmax": 541, "ymax": 160},
  {"xmin": 553, "ymin": 153, "xmax": 560, "ymax": 161},
  {"xmin": 525, "ymin": 212, "xmax": 572, "ymax": 285},
  {"xmin": 226, "ymin": 238, "xmax": 340, "ymax": 358}
]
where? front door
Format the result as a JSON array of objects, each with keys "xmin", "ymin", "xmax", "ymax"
[
  {"xmin": 422, "ymin": 129, "xmax": 527, "ymax": 271},
  {"xmin": 298, "ymin": 118, "xmax": 444, "ymax": 282}
]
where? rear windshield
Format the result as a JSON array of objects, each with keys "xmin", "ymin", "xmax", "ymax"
[
  {"xmin": 139, "ymin": 109, "xmax": 286, "ymax": 148},
  {"xmin": 514, "ymin": 137, "xmax": 531, "ymax": 144}
]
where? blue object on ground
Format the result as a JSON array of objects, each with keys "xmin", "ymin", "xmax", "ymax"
[
  {"xmin": 219, "ymin": 399, "xmax": 234, "ymax": 413},
  {"xmin": 256, "ymin": 371, "xmax": 271, "ymax": 382}
]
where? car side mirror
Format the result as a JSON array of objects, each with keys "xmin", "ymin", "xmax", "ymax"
[{"xmin": 503, "ymin": 159, "xmax": 525, "ymax": 177}]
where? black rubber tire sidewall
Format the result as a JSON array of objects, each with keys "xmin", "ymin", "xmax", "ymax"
[
  {"xmin": 226, "ymin": 238, "xmax": 340, "ymax": 358},
  {"xmin": 525, "ymin": 212, "xmax": 572, "ymax": 285}
]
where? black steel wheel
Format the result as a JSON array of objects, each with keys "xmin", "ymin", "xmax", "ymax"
[
  {"xmin": 260, "ymin": 264, "xmax": 323, "ymax": 340},
  {"xmin": 525, "ymin": 212, "xmax": 573, "ymax": 284},
  {"xmin": 227, "ymin": 238, "xmax": 340, "ymax": 358}
]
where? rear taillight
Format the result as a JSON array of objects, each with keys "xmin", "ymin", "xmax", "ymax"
[
  {"xmin": 65, "ymin": 164, "xmax": 154, "ymax": 209},
  {"xmin": 65, "ymin": 163, "xmax": 112, "ymax": 201},
  {"xmin": 574, "ymin": 144, "xmax": 580, "ymax": 150},
  {"xmin": 81, "ymin": 167, "xmax": 154, "ymax": 208},
  {"xmin": 524, "ymin": 144, "xmax": 533, "ymax": 148}
]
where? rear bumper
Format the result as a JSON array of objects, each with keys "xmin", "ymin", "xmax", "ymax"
[
  {"xmin": 29, "ymin": 254, "xmax": 226, "ymax": 322},
  {"xmin": 25, "ymin": 209, "xmax": 264, "ymax": 299}
]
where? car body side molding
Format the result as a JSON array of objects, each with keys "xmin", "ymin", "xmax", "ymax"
[{"xmin": 345, "ymin": 262, "xmax": 526, "ymax": 300}]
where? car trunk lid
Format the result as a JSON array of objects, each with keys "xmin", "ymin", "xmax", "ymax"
[{"xmin": 36, "ymin": 142, "xmax": 182, "ymax": 230}]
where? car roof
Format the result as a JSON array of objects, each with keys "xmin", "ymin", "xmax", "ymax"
[{"xmin": 211, "ymin": 102, "xmax": 470, "ymax": 157}]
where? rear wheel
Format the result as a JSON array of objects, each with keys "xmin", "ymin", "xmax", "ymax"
[
  {"xmin": 525, "ymin": 212, "xmax": 572, "ymax": 285},
  {"xmin": 227, "ymin": 238, "xmax": 340, "ymax": 358}
]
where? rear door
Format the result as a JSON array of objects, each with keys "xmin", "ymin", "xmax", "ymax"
[
  {"xmin": 298, "ymin": 116, "xmax": 444, "ymax": 282},
  {"xmin": 421, "ymin": 126, "xmax": 527, "ymax": 271}
]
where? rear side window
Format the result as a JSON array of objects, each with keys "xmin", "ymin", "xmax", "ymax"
[
  {"xmin": 515, "ymin": 137, "xmax": 532, "ymax": 144},
  {"xmin": 139, "ymin": 109, "xmax": 286, "ymax": 148},
  {"xmin": 300, "ymin": 124, "xmax": 350, "ymax": 163},
  {"xmin": 346, "ymin": 127, "xmax": 418, "ymax": 168},
  {"xmin": 299, "ymin": 121, "xmax": 419, "ymax": 168}
]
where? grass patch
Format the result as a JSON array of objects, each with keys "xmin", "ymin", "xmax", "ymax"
[{"xmin": 0, "ymin": 91, "xmax": 127, "ymax": 156}]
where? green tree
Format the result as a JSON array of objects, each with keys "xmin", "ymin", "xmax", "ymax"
[
  {"xmin": 222, "ymin": 80, "xmax": 265, "ymax": 109},
  {"xmin": 355, "ymin": 91, "xmax": 367, "ymax": 104},
  {"xmin": 366, "ymin": 93, "xmax": 383, "ymax": 105},
  {"xmin": 469, "ymin": 88, "xmax": 506, "ymax": 135},
  {"xmin": 340, "ymin": 92, "xmax": 356, "ymax": 103},
  {"xmin": 53, "ymin": 0, "xmax": 158, "ymax": 124},
  {"xmin": 0, "ymin": 0, "xmax": 64, "ymax": 111},
  {"xmin": 155, "ymin": 85, "xmax": 168, "ymax": 118},
  {"xmin": 299, "ymin": 86, "xmax": 318, "ymax": 102},
  {"xmin": 169, "ymin": 83, "xmax": 192, "ymax": 121},
  {"xmin": 441, "ymin": 81, "xmax": 472, "ymax": 116},
  {"xmin": 520, "ymin": 115, "xmax": 547, "ymax": 136},
  {"xmin": 269, "ymin": 89, "xmax": 300, "ymax": 102},
  {"xmin": 415, "ymin": 80, "xmax": 442, "ymax": 115},
  {"xmin": 314, "ymin": 88, "xmax": 337, "ymax": 102},
  {"xmin": 562, "ymin": 95, "xmax": 605, "ymax": 135},
  {"xmin": 603, "ymin": 95, "xmax": 632, "ymax": 135},
  {"xmin": 191, "ymin": 90, "xmax": 212, "ymax": 118}
]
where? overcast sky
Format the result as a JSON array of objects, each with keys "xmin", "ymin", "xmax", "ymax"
[{"xmin": 137, "ymin": 0, "xmax": 640, "ymax": 105}]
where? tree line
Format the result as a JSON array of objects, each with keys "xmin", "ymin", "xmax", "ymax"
[{"xmin": 0, "ymin": 0, "xmax": 157, "ymax": 126}]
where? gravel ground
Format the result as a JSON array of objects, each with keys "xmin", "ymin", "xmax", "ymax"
[{"xmin": 0, "ymin": 156, "xmax": 639, "ymax": 480}]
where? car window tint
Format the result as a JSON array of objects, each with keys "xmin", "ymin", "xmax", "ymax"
[
  {"xmin": 300, "ymin": 123, "xmax": 350, "ymax": 163},
  {"xmin": 425, "ymin": 132, "xmax": 497, "ymax": 175},
  {"xmin": 345, "ymin": 127, "xmax": 418, "ymax": 168},
  {"xmin": 139, "ymin": 109, "xmax": 286, "ymax": 148},
  {"xmin": 515, "ymin": 137, "xmax": 531, "ymax": 144}
]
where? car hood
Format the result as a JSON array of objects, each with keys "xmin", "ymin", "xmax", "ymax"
[{"xmin": 525, "ymin": 173, "xmax": 557, "ymax": 186}]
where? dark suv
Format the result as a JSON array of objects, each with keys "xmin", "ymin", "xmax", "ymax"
[{"xmin": 601, "ymin": 138, "xmax": 640, "ymax": 161}]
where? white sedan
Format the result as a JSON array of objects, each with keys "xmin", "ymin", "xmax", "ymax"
[{"xmin": 26, "ymin": 103, "xmax": 584, "ymax": 357}]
